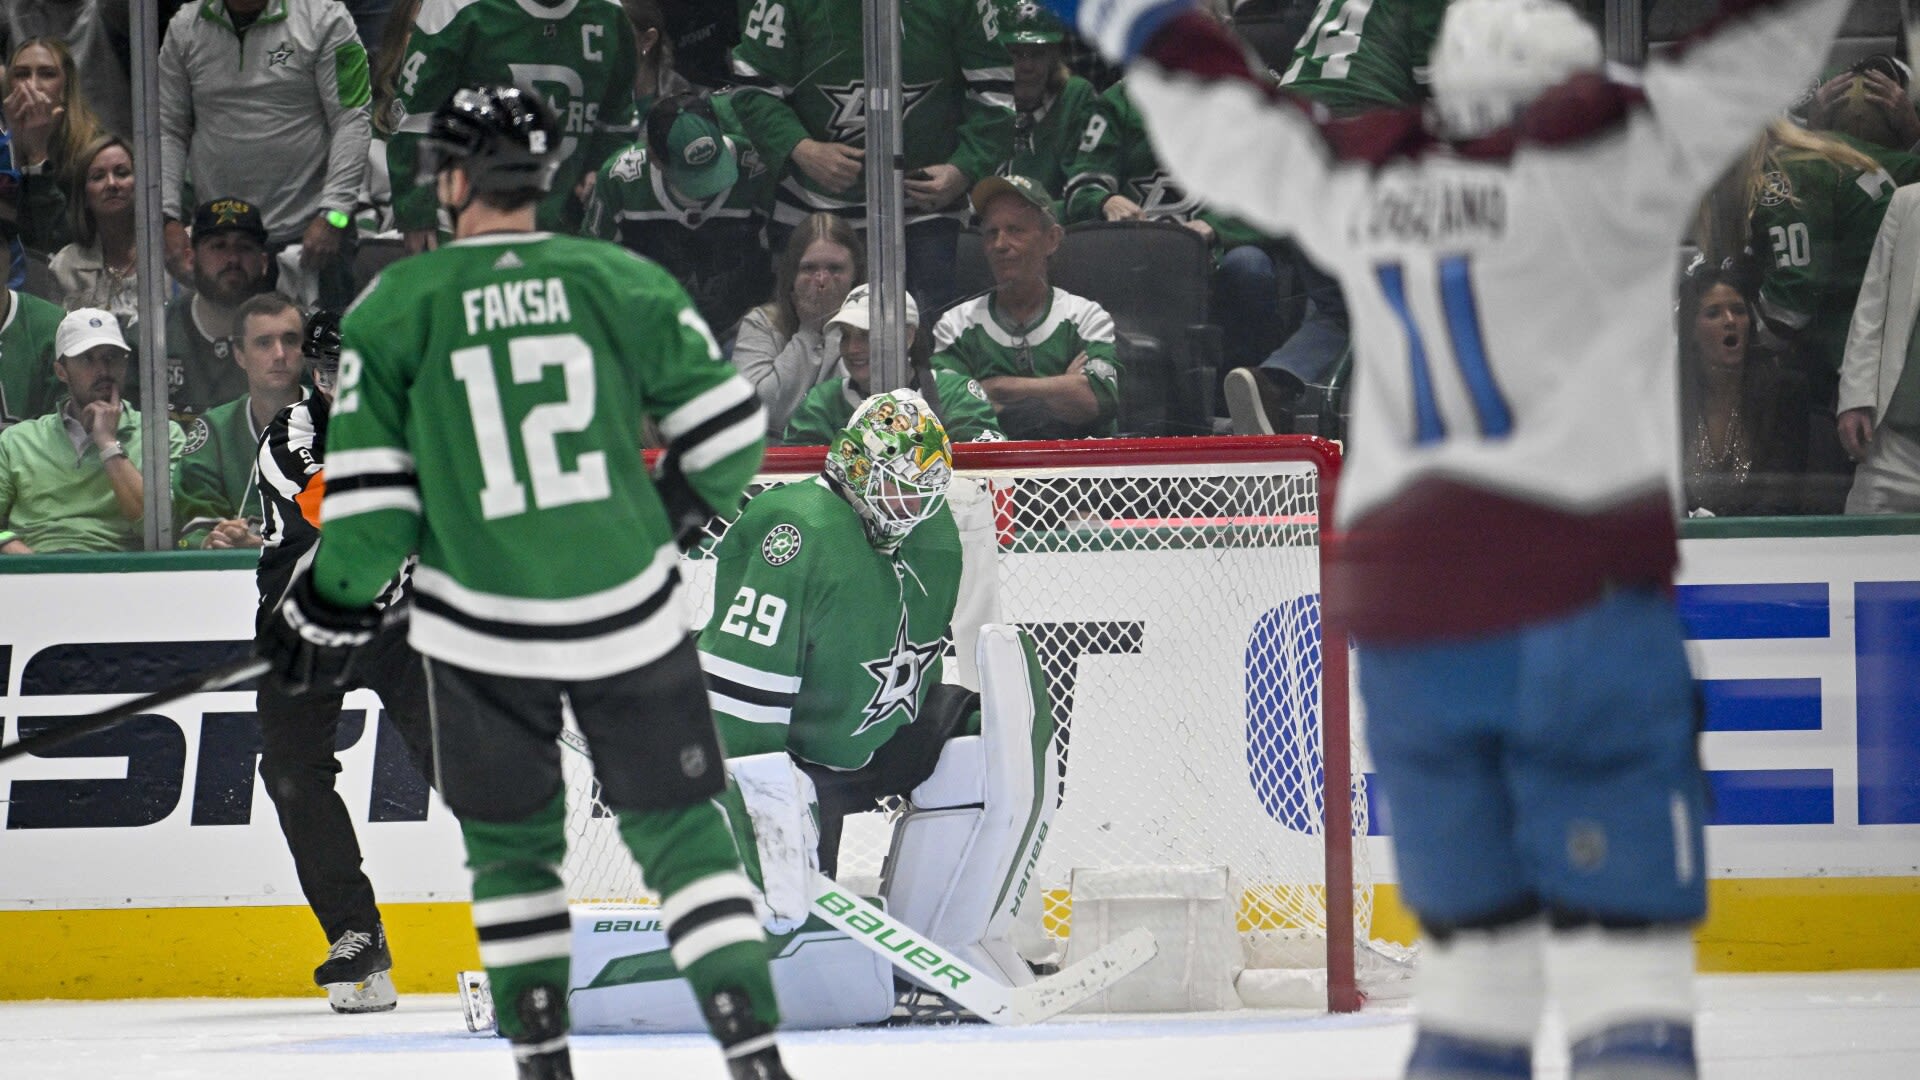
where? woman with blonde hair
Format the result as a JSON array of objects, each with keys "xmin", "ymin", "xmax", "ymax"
[
  {"xmin": 3, "ymin": 36, "xmax": 107, "ymax": 254},
  {"xmin": 732, "ymin": 213, "xmax": 866, "ymax": 432},
  {"xmin": 1708, "ymin": 118, "xmax": 1895, "ymax": 509},
  {"xmin": 50, "ymin": 134, "xmax": 142, "ymax": 326}
]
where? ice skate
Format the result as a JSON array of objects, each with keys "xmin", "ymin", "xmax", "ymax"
[{"xmin": 314, "ymin": 925, "xmax": 397, "ymax": 1013}]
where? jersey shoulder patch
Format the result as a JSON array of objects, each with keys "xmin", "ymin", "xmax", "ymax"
[
  {"xmin": 181, "ymin": 417, "xmax": 211, "ymax": 456},
  {"xmin": 761, "ymin": 522, "xmax": 803, "ymax": 565}
]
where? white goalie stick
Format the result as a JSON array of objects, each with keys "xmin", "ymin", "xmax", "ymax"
[
  {"xmin": 805, "ymin": 873, "xmax": 1156, "ymax": 1025},
  {"xmin": 542, "ymin": 729, "xmax": 1158, "ymax": 1026}
]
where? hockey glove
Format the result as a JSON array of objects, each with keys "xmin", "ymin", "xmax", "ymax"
[
  {"xmin": 727, "ymin": 753, "xmax": 822, "ymax": 935},
  {"xmin": 655, "ymin": 453, "xmax": 717, "ymax": 552},
  {"xmin": 1042, "ymin": 0, "xmax": 1195, "ymax": 63},
  {"xmin": 258, "ymin": 572, "xmax": 381, "ymax": 695}
]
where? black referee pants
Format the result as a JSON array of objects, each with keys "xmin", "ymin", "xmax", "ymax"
[{"xmin": 257, "ymin": 618, "xmax": 433, "ymax": 945}]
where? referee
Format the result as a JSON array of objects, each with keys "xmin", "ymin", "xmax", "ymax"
[{"xmin": 253, "ymin": 310, "xmax": 435, "ymax": 1013}]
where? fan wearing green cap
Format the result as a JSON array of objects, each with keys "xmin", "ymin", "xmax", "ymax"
[
  {"xmin": 997, "ymin": 0, "xmax": 1101, "ymax": 201},
  {"xmin": 584, "ymin": 92, "xmax": 776, "ymax": 339}
]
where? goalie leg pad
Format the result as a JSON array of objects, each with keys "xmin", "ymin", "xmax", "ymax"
[
  {"xmin": 1414, "ymin": 918, "xmax": 1547, "ymax": 1047},
  {"xmin": 1548, "ymin": 925, "xmax": 1695, "ymax": 1060},
  {"xmin": 882, "ymin": 624, "xmax": 1058, "ymax": 987},
  {"xmin": 725, "ymin": 753, "xmax": 821, "ymax": 934}
]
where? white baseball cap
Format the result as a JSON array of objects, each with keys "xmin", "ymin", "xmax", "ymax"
[
  {"xmin": 56, "ymin": 308, "xmax": 131, "ymax": 359},
  {"xmin": 828, "ymin": 283, "xmax": 919, "ymax": 332}
]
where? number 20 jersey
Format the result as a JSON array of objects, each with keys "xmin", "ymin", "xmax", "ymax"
[{"xmin": 1119, "ymin": 0, "xmax": 1853, "ymax": 641}]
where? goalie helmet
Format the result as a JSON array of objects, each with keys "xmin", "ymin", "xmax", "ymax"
[
  {"xmin": 418, "ymin": 84, "xmax": 562, "ymax": 196},
  {"xmin": 824, "ymin": 390, "xmax": 954, "ymax": 553},
  {"xmin": 303, "ymin": 309, "xmax": 344, "ymax": 395},
  {"xmin": 1428, "ymin": 0, "xmax": 1603, "ymax": 139}
]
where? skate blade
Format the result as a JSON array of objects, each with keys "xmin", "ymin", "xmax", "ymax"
[{"xmin": 326, "ymin": 969, "xmax": 398, "ymax": 1013}]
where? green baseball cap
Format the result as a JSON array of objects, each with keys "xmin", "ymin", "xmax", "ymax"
[
  {"xmin": 646, "ymin": 94, "xmax": 739, "ymax": 201},
  {"xmin": 1000, "ymin": 0, "xmax": 1067, "ymax": 45},
  {"xmin": 970, "ymin": 173, "xmax": 1059, "ymax": 224}
]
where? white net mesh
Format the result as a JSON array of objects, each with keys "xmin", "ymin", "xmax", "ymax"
[{"xmin": 555, "ymin": 439, "xmax": 1385, "ymax": 1000}]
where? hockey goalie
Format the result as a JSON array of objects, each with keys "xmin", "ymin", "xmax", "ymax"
[{"xmin": 464, "ymin": 391, "xmax": 1063, "ymax": 1032}]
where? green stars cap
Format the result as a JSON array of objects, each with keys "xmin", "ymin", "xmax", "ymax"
[
  {"xmin": 646, "ymin": 93, "xmax": 739, "ymax": 201},
  {"xmin": 969, "ymin": 173, "xmax": 1058, "ymax": 224},
  {"xmin": 1001, "ymin": 0, "xmax": 1067, "ymax": 45}
]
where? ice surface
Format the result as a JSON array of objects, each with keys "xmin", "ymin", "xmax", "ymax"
[{"xmin": 1, "ymin": 972, "xmax": 1916, "ymax": 1079}]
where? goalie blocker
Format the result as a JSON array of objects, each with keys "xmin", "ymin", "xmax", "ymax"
[{"xmin": 465, "ymin": 624, "xmax": 1069, "ymax": 1030}]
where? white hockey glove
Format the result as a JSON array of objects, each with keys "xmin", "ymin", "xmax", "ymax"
[{"xmin": 727, "ymin": 753, "xmax": 821, "ymax": 935}]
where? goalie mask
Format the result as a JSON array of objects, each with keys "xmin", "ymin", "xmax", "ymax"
[
  {"xmin": 1428, "ymin": 0, "xmax": 1603, "ymax": 140},
  {"xmin": 824, "ymin": 391, "xmax": 954, "ymax": 553}
]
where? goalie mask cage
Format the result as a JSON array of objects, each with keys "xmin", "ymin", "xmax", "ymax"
[{"xmin": 561, "ymin": 435, "xmax": 1377, "ymax": 1013}]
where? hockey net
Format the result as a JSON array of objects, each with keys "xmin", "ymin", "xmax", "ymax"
[{"xmin": 557, "ymin": 436, "xmax": 1400, "ymax": 1012}]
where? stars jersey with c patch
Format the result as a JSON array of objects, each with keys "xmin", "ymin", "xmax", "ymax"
[{"xmin": 696, "ymin": 477, "xmax": 964, "ymax": 771}]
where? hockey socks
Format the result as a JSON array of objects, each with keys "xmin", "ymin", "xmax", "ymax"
[
  {"xmin": 618, "ymin": 801, "xmax": 782, "ymax": 1033},
  {"xmin": 459, "ymin": 792, "xmax": 573, "ymax": 1054}
]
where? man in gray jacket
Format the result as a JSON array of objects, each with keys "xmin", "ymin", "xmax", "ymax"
[{"xmin": 158, "ymin": 0, "xmax": 372, "ymax": 307}]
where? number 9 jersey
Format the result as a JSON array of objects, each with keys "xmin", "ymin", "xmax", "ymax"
[
  {"xmin": 697, "ymin": 478, "xmax": 964, "ymax": 772},
  {"xmin": 312, "ymin": 234, "xmax": 767, "ymax": 681}
]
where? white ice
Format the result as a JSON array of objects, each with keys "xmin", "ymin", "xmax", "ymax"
[{"xmin": 2, "ymin": 972, "xmax": 1916, "ymax": 1079}]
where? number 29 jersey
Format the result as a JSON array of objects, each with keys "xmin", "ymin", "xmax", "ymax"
[
  {"xmin": 697, "ymin": 479, "xmax": 963, "ymax": 771},
  {"xmin": 315, "ymin": 233, "xmax": 766, "ymax": 680}
]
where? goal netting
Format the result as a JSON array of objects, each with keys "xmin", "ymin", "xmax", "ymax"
[{"xmin": 556, "ymin": 436, "xmax": 1401, "ymax": 1011}]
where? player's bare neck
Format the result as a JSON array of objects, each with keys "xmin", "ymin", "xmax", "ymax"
[{"xmin": 454, "ymin": 205, "xmax": 538, "ymax": 241}]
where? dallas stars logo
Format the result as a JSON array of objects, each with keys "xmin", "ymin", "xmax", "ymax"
[
  {"xmin": 266, "ymin": 42, "xmax": 295, "ymax": 68},
  {"xmin": 816, "ymin": 81, "xmax": 938, "ymax": 146},
  {"xmin": 1134, "ymin": 169, "xmax": 1202, "ymax": 219},
  {"xmin": 854, "ymin": 609, "xmax": 943, "ymax": 737}
]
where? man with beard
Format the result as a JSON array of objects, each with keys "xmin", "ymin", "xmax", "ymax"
[
  {"xmin": 0, "ymin": 308, "xmax": 184, "ymax": 553},
  {"xmin": 164, "ymin": 197, "xmax": 274, "ymax": 415}
]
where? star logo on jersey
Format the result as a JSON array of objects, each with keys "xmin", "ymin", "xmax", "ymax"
[
  {"xmin": 815, "ymin": 81, "xmax": 938, "ymax": 146},
  {"xmin": 854, "ymin": 609, "xmax": 943, "ymax": 737},
  {"xmin": 1134, "ymin": 169, "xmax": 1202, "ymax": 220},
  {"xmin": 180, "ymin": 417, "xmax": 210, "ymax": 456},
  {"xmin": 610, "ymin": 147, "xmax": 647, "ymax": 183},
  {"xmin": 1758, "ymin": 170, "xmax": 1793, "ymax": 208},
  {"xmin": 762, "ymin": 523, "xmax": 803, "ymax": 566},
  {"xmin": 266, "ymin": 42, "xmax": 294, "ymax": 68}
]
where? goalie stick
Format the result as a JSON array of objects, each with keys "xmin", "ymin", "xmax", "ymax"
[{"xmin": 0, "ymin": 656, "xmax": 270, "ymax": 765}]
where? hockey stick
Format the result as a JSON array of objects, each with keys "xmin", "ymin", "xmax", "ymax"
[
  {"xmin": 808, "ymin": 872, "xmax": 1156, "ymax": 1025},
  {"xmin": 0, "ymin": 657, "xmax": 269, "ymax": 765}
]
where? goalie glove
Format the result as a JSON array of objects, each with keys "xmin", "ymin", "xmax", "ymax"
[
  {"xmin": 1041, "ymin": 0, "xmax": 1195, "ymax": 63},
  {"xmin": 258, "ymin": 572, "xmax": 381, "ymax": 695},
  {"xmin": 727, "ymin": 753, "xmax": 821, "ymax": 935}
]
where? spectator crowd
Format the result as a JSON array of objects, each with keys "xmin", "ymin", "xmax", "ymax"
[{"xmin": 3, "ymin": 0, "xmax": 1920, "ymax": 554}]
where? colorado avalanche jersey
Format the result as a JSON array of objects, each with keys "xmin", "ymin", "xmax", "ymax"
[{"xmin": 1123, "ymin": 0, "xmax": 1851, "ymax": 640}]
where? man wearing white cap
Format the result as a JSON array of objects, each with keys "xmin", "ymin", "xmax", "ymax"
[
  {"xmin": 782, "ymin": 283, "xmax": 1003, "ymax": 445},
  {"xmin": 0, "ymin": 309, "xmax": 185, "ymax": 553}
]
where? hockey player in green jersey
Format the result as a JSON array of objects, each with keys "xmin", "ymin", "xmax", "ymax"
[
  {"xmin": 782, "ymin": 283, "xmax": 1004, "ymax": 445},
  {"xmin": 702, "ymin": 390, "xmax": 1060, "ymax": 991},
  {"xmin": 386, "ymin": 0, "xmax": 636, "ymax": 251},
  {"xmin": 999, "ymin": 0, "xmax": 1102, "ymax": 200},
  {"xmin": 257, "ymin": 85, "xmax": 792, "ymax": 1080},
  {"xmin": 934, "ymin": 175, "xmax": 1122, "ymax": 438},
  {"xmin": 583, "ymin": 91, "xmax": 776, "ymax": 339},
  {"xmin": 727, "ymin": 0, "xmax": 1015, "ymax": 306}
]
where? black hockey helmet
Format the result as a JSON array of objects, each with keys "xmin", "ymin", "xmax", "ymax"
[
  {"xmin": 303, "ymin": 309, "xmax": 344, "ymax": 390},
  {"xmin": 418, "ymin": 84, "xmax": 562, "ymax": 196}
]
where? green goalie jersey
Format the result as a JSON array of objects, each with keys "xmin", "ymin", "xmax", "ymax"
[
  {"xmin": 727, "ymin": 0, "xmax": 1015, "ymax": 226},
  {"xmin": 1278, "ymin": 0, "xmax": 1447, "ymax": 114},
  {"xmin": 1754, "ymin": 134, "xmax": 1920, "ymax": 376},
  {"xmin": 386, "ymin": 0, "xmax": 636, "ymax": 234},
  {"xmin": 699, "ymin": 478, "xmax": 963, "ymax": 770},
  {"xmin": 314, "ymin": 233, "xmax": 766, "ymax": 681},
  {"xmin": 1060, "ymin": 79, "xmax": 1267, "ymax": 254}
]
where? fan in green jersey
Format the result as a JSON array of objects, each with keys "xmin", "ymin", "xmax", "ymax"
[
  {"xmin": 702, "ymin": 389, "xmax": 1061, "ymax": 995},
  {"xmin": 258, "ymin": 84, "xmax": 789, "ymax": 1080},
  {"xmin": 782, "ymin": 283, "xmax": 1005, "ymax": 445},
  {"xmin": 999, "ymin": 0, "xmax": 1102, "ymax": 200}
]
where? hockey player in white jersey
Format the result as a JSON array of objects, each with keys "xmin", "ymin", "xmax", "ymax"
[{"xmin": 1039, "ymin": 0, "xmax": 1853, "ymax": 1076}]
